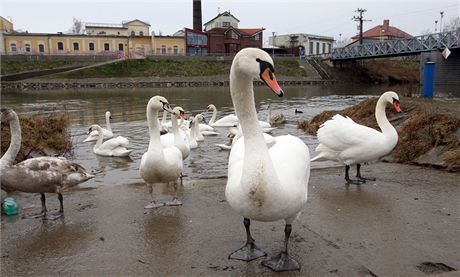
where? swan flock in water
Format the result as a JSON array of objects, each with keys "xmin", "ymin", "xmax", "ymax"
[{"xmin": 0, "ymin": 48, "xmax": 401, "ymax": 272}]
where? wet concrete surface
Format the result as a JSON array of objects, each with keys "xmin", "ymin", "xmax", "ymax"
[{"xmin": 1, "ymin": 162, "xmax": 459, "ymax": 276}]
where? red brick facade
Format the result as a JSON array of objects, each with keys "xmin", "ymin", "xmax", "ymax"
[{"xmin": 206, "ymin": 27, "xmax": 264, "ymax": 55}]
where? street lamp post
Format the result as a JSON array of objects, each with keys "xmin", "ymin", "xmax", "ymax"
[
  {"xmin": 435, "ymin": 20, "xmax": 438, "ymax": 32},
  {"xmin": 440, "ymin": 11, "xmax": 444, "ymax": 32}
]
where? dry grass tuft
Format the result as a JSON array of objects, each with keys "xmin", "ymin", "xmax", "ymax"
[{"xmin": 1, "ymin": 113, "xmax": 72, "ymax": 163}]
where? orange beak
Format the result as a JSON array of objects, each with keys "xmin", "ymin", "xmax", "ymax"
[
  {"xmin": 260, "ymin": 68, "xmax": 284, "ymax": 97},
  {"xmin": 393, "ymin": 101, "xmax": 402, "ymax": 113}
]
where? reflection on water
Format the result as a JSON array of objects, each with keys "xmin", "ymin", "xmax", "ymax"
[{"xmin": 2, "ymin": 84, "xmax": 458, "ymax": 187}]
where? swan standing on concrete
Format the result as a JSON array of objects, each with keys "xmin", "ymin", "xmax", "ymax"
[
  {"xmin": 140, "ymin": 96, "xmax": 183, "ymax": 209},
  {"xmin": 225, "ymin": 48, "xmax": 310, "ymax": 272},
  {"xmin": 0, "ymin": 108, "xmax": 94, "ymax": 220},
  {"xmin": 311, "ymin": 91, "xmax": 402, "ymax": 184},
  {"xmin": 84, "ymin": 111, "xmax": 114, "ymax": 142},
  {"xmin": 88, "ymin": 124, "xmax": 133, "ymax": 157}
]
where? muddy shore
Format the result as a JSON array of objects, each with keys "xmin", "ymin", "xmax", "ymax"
[{"xmin": 1, "ymin": 163, "xmax": 459, "ymax": 276}]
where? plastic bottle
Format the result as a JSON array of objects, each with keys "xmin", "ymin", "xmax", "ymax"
[{"xmin": 3, "ymin": 197, "xmax": 19, "ymax": 216}]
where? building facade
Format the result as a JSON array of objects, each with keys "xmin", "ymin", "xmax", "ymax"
[
  {"xmin": 350, "ymin": 19, "xmax": 413, "ymax": 45},
  {"xmin": 269, "ymin": 33, "xmax": 334, "ymax": 56}
]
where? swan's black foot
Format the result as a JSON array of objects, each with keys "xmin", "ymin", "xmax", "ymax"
[
  {"xmin": 22, "ymin": 211, "xmax": 47, "ymax": 219},
  {"xmin": 229, "ymin": 242, "xmax": 267, "ymax": 261},
  {"xmin": 357, "ymin": 176, "xmax": 376, "ymax": 182},
  {"xmin": 262, "ymin": 251, "xmax": 301, "ymax": 272},
  {"xmin": 345, "ymin": 177, "xmax": 366, "ymax": 185},
  {"xmin": 144, "ymin": 201, "xmax": 165, "ymax": 209},
  {"xmin": 44, "ymin": 211, "xmax": 64, "ymax": 220}
]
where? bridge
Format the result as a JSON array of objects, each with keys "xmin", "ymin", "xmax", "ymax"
[{"xmin": 331, "ymin": 30, "xmax": 459, "ymax": 60}]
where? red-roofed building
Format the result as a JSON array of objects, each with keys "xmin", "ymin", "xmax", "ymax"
[
  {"xmin": 351, "ymin": 19, "xmax": 412, "ymax": 44},
  {"xmin": 206, "ymin": 26, "xmax": 264, "ymax": 54}
]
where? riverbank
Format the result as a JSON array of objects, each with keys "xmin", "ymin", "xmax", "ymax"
[{"xmin": 1, "ymin": 163, "xmax": 459, "ymax": 276}]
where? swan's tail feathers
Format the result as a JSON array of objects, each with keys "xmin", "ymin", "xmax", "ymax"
[
  {"xmin": 117, "ymin": 149, "xmax": 134, "ymax": 157},
  {"xmin": 83, "ymin": 136, "xmax": 96, "ymax": 142},
  {"xmin": 310, "ymin": 154, "xmax": 323, "ymax": 162}
]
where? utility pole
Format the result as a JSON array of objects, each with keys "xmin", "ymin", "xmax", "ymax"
[
  {"xmin": 434, "ymin": 20, "xmax": 438, "ymax": 32},
  {"xmin": 353, "ymin": 8, "xmax": 370, "ymax": 45},
  {"xmin": 439, "ymin": 11, "xmax": 444, "ymax": 32},
  {"xmin": 272, "ymin": 31, "xmax": 276, "ymax": 58}
]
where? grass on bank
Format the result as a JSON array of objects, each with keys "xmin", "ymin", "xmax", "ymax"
[
  {"xmin": 299, "ymin": 97, "xmax": 460, "ymax": 171},
  {"xmin": 1, "ymin": 59, "xmax": 92, "ymax": 76},
  {"xmin": 44, "ymin": 58, "xmax": 307, "ymax": 79},
  {"xmin": 1, "ymin": 114, "xmax": 72, "ymax": 163}
]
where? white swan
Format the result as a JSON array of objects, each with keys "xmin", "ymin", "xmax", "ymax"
[
  {"xmin": 188, "ymin": 116, "xmax": 198, "ymax": 149},
  {"xmin": 225, "ymin": 48, "xmax": 310, "ymax": 272},
  {"xmin": 207, "ymin": 104, "xmax": 239, "ymax": 127},
  {"xmin": 88, "ymin": 124, "xmax": 133, "ymax": 157},
  {"xmin": 160, "ymin": 107, "xmax": 191, "ymax": 160},
  {"xmin": 194, "ymin": 114, "xmax": 205, "ymax": 142},
  {"xmin": 311, "ymin": 91, "xmax": 401, "ymax": 184},
  {"xmin": 140, "ymin": 96, "xmax": 183, "ymax": 209},
  {"xmin": 0, "ymin": 108, "xmax": 94, "ymax": 219},
  {"xmin": 84, "ymin": 111, "xmax": 114, "ymax": 142}
]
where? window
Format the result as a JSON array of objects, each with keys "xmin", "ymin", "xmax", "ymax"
[
  {"xmin": 309, "ymin": 41, "xmax": 313, "ymax": 54},
  {"xmin": 173, "ymin": 45, "xmax": 178, "ymax": 55},
  {"xmin": 38, "ymin": 44, "xmax": 45, "ymax": 53},
  {"xmin": 161, "ymin": 45, "xmax": 167, "ymax": 54},
  {"xmin": 322, "ymin": 43, "xmax": 326, "ymax": 54},
  {"xmin": 230, "ymin": 30, "xmax": 238, "ymax": 40},
  {"xmin": 328, "ymin": 43, "xmax": 331, "ymax": 53},
  {"xmin": 139, "ymin": 31, "xmax": 144, "ymax": 36},
  {"xmin": 73, "ymin": 42, "xmax": 79, "ymax": 51},
  {"xmin": 251, "ymin": 33, "xmax": 260, "ymax": 41},
  {"xmin": 118, "ymin": 43, "xmax": 124, "ymax": 51},
  {"xmin": 222, "ymin": 21, "xmax": 230, "ymax": 27},
  {"xmin": 316, "ymin": 42, "xmax": 319, "ymax": 54},
  {"xmin": 89, "ymin": 42, "xmax": 95, "ymax": 51},
  {"xmin": 57, "ymin": 42, "xmax": 64, "ymax": 51},
  {"xmin": 131, "ymin": 31, "xmax": 135, "ymax": 36},
  {"xmin": 10, "ymin": 43, "xmax": 17, "ymax": 52},
  {"xmin": 24, "ymin": 43, "xmax": 31, "ymax": 52},
  {"xmin": 104, "ymin": 43, "xmax": 110, "ymax": 51}
]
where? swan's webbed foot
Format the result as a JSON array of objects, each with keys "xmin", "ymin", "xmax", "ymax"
[
  {"xmin": 165, "ymin": 197, "xmax": 182, "ymax": 206},
  {"xmin": 262, "ymin": 251, "xmax": 301, "ymax": 272},
  {"xmin": 44, "ymin": 211, "xmax": 64, "ymax": 220},
  {"xmin": 144, "ymin": 201, "xmax": 165, "ymax": 209},
  {"xmin": 22, "ymin": 211, "xmax": 47, "ymax": 219},
  {"xmin": 356, "ymin": 164, "xmax": 376, "ymax": 182},
  {"xmin": 345, "ymin": 165, "xmax": 366, "ymax": 185},
  {"xmin": 228, "ymin": 242, "xmax": 266, "ymax": 261}
]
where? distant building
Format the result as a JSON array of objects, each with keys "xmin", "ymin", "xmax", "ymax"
[
  {"xmin": 350, "ymin": 19, "xmax": 412, "ymax": 44},
  {"xmin": 185, "ymin": 28, "xmax": 208, "ymax": 56},
  {"xmin": 197, "ymin": 11, "xmax": 264, "ymax": 55},
  {"xmin": 152, "ymin": 32, "xmax": 185, "ymax": 56},
  {"xmin": 85, "ymin": 19, "xmax": 151, "ymax": 37},
  {"xmin": 269, "ymin": 33, "xmax": 334, "ymax": 56}
]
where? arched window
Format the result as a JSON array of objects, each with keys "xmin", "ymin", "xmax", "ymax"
[
  {"xmin": 131, "ymin": 31, "xmax": 135, "ymax": 36},
  {"xmin": 161, "ymin": 45, "xmax": 167, "ymax": 54},
  {"xmin": 25, "ymin": 43, "xmax": 31, "ymax": 52},
  {"xmin": 104, "ymin": 43, "xmax": 110, "ymax": 51},
  {"xmin": 57, "ymin": 42, "xmax": 64, "ymax": 51},
  {"xmin": 139, "ymin": 31, "xmax": 144, "ymax": 36},
  {"xmin": 73, "ymin": 42, "xmax": 79, "ymax": 51},
  {"xmin": 10, "ymin": 43, "xmax": 17, "ymax": 52},
  {"xmin": 118, "ymin": 43, "xmax": 124, "ymax": 51},
  {"xmin": 173, "ymin": 45, "xmax": 179, "ymax": 55},
  {"xmin": 38, "ymin": 44, "xmax": 45, "ymax": 53},
  {"xmin": 89, "ymin": 42, "xmax": 95, "ymax": 51}
]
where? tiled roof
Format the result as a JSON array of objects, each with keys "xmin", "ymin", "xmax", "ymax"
[
  {"xmin": 239, "ymin": 28, "xmax": 264, "ymax": 35},
  {"xmin": 206, "ymin": 27, "xmax": 264, "ymax": 36},
  {"xmin": 352, "ymin": 20, "xmax": 412, "ymax": 40}
]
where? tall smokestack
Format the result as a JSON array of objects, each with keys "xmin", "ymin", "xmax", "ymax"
[{"xmin": 193, "ymin": 0, "xmax": 202, "ymax": 31}]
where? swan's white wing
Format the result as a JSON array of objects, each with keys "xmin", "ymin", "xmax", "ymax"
[
  {"xmin": 199, "ymin": 123, "xmax": 214, "ymax": 132},
  {"xmin": 317, "ymin": 114, "xmax": 381, "ymax": 152},
  {"xmin": 99, "ymin": 136, "xmax": 129, "ymax": 151},
  {"xmin": 212, "ymin": 114, "xmax": 238, "ymax": 127},
  {"xmin": 269, "ymin": 135, "xmax": 310, "ymax": 196}
]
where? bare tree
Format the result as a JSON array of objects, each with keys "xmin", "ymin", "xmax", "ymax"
[
  {"xmin": 443, "ymin": 16, "xmax": 460, "ymax": 32},
  {"xmin": 68, "ymin": 17, "xmax": 83, "ymax": 34}
]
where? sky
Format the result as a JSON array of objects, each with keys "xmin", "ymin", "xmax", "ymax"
[{"xmin": 1, "ymin": 0, "xmax": 459, "ymax": 46}]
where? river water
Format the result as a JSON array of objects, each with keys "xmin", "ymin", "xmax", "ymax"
[{"xmin": 1, "ymin": 84, "xmax": 457, "ymax": 187}]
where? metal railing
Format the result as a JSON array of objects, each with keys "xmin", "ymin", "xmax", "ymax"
[{"xmin": 331, "ymin": 30, "xmax": 460, "ymax": 60}]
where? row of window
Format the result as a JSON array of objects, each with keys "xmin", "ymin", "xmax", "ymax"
[
  {"xmin": 308, "ymin": 41, "xmax": 332, "ymax": 54},
  {"xmin": 10, "ymin": 42, "xmax": 125, "ymax": 53},
  {"xmin": 158, "ymin": 45, "xmax": 180, "ymax": 55}
]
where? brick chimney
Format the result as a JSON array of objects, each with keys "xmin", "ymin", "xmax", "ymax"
[
  {"xmin": 193, "ymin": 0, "xmax": 202, "ymax": 31},
  {"xmin": 383, "ymin": 19, "xmax": 390, "ymax": 31}
]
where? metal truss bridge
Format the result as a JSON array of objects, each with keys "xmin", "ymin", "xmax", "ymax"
[{"xmin": 331, "ymin": 30, "xmax": 459, "ymax": 60}]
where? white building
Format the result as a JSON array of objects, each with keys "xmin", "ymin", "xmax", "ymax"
[
  {"xmin": 85, "ymin": 19, "xmax": 150, "ymax": 37},
  {"xmin": 203, "ymin": 11, "xmax": 239, "ymax": 31},
  {"xmin": 269, "ymin": 33, "xmax": 334, "ymax": 55}
]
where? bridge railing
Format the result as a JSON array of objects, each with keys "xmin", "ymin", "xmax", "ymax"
[{"xmin": 331, "ymin": 30, "xmax": 460, "ymax": 60}]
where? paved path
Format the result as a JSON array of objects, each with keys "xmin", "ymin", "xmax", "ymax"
[{"xmin": 1, "ymin": 163, "xmax": 459, "ymax": 276}]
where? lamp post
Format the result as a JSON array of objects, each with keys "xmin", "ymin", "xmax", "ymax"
[
  {"xmin": 440, "ymin": 11, "xmax": 444, "ymax": 32},
  {"xmin": 272, "ymin": 31, "xmax": 276, "ymax": 58},
  {"xmin": 434, "ymin": 20, "xmax": 438, "ymax": 32},
  {"xmin": 338, "ymin": 33, "xmax": 342, "ymax": 47}
]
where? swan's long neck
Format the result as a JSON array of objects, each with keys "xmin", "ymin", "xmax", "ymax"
[
  {"xmin": 147, "ymin": 106, "xmax": 162, "ymax": 152},
  {"xmin": 105, "ymin": 114, "xmax": 112, "ymax": 132},
  {"xmin": 209, "ymin": 107, "xmax": 217, "ymax": 125},
  {"xmin": 161, "ymin": 110, "xmax": 167, "ymax": 125},
  {"xmin": 94, "ymin": 127, "xmax": 104, "ymax": 149},
  {"xmin": 375, "ymin": 96, "xmax": 397, "ymax": 139},
  {"xmin": 230, "ymin": 67, "xmax": 269, "ymax": 160},
  {"xmin": 171, "ymin": 114, "xmax": 181, "ymax": 144},
  {"xmin": 1, "ymin": 112, "xmax": 21, "ymax": 167}
]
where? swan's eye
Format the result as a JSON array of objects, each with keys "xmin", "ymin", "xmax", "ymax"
[{"xmin": 392, "ymin": 97, "xmax": 399, "ymax": 104}]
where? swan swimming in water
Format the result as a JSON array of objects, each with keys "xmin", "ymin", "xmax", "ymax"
[
  {"xmin": 84, "ymin": 111, "xmax": 114, "ymax": 142},
  {"xmin": 0, "ymin": 108, "xmax": 94, "ymax": 219},
  {"xmin": 88, "ymin": 124, "xmax": 133, "ymax": 157},
  {"xmin": 311, "ymin": 91, "xmax": 402, "ymax": 184},
  {"xmin": 139, "ymin": 96, "xmax": 183, "ymax": 209},
  {"xmin": 225, "ymin": 48, "xmax": 310, "ymax": 272}
]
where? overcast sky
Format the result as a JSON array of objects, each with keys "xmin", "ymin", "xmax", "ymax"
[{"xmin": 2, "ymin": 0, "xmax": 459, "ymax": 46}]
